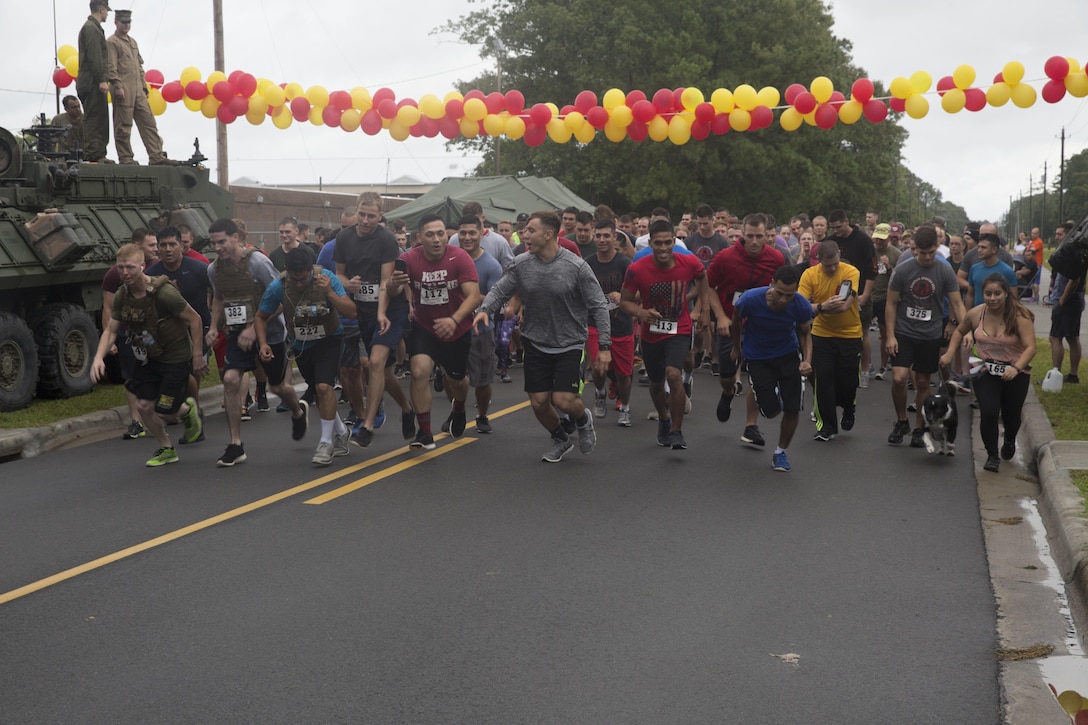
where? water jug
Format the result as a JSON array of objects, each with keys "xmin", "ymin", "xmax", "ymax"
[{"xmin": 1042, "ymin": 368, "xmax": 1064, "ymax": 393}]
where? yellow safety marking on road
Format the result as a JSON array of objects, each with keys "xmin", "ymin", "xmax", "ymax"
[
  {"xmin": 304, "ymin": 437, "xmax": 477, "ymax": 504},
  {"xmin": 0, "ymin": 400, "xmax": 531, "ymax": 606}
]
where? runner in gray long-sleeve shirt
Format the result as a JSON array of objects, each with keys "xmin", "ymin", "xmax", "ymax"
[{"xmin": 474, "ymin": 211, "xmax": 612, "ymax": 463}]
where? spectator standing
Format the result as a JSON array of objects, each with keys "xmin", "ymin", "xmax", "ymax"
[{"xmin": 77, "ymin": 0, "xmax": 112, "ymax": 162}]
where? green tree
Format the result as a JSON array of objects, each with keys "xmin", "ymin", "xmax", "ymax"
[{"xmin": 440, "ymin": 0, "xmax": 909, "ymax": 219}]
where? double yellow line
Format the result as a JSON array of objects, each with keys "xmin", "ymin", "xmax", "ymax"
[{"xmin": 0, "ymin": 400, "xmax": 530, "ymax": 606}]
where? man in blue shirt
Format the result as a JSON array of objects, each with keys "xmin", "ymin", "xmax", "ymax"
[{"xmin": 966, "ymin": 233, "xmax": 1018, "ymax": 306}]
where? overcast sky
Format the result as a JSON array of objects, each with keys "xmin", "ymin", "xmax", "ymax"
[{"xmin": 3, "ymin": 0, "xmax": 1086, "ymax": 223}]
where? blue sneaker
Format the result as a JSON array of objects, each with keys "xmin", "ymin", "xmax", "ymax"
[
  {"xmin": 772, "ymin": 450, "xmax": 791, "ymax": 472},
  {"xmin": 374, "ymin": 401, "xmax": 386, "ymax": 429}
]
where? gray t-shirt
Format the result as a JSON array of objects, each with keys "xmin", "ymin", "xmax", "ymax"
[
  {"xmin": 207, "ymin": 250, "xmax": 287, "ymax": 344},
  {"xmin": 449, "ymin": 228, "xmax": 515, "ymax": 271},
  {"xmin": 888, "ymin": 256, "xmax": 959, "ymax": 340}
]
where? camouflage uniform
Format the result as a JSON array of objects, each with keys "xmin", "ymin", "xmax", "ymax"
[
  {"xmin": 107, "ymin": 19, "xmax": 167, "ymax": 165},
  {"xmin": 76, "ymin": 14, "xmax": 109, "ymax": 161},
  {"xmin": 50, "ymin": 111, "xmax": 86, "ymax": 156}
]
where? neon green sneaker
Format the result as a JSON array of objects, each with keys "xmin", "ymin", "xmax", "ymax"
[
  {"xmin": 181, "ymin": 397, "xmax": 203, "ymax": 444},
  {"xmin": 146, "ymin": 447, "xmax": 179, "ymax": 467}
]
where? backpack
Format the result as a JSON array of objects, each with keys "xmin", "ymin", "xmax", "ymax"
[{"xmin": 1048, "ymin": 211, "xmax": 1088, "ymax": 280}]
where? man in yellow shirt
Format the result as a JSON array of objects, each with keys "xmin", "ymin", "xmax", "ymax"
[{"xmin": 799, "ymin": 241, "xmax": 861, "ymax": 440}]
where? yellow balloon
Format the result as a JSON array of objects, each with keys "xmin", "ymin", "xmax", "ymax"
[
  {"xmin": 602, "ymin": 88, "xmax": 626, "ymax": 111},
  {"xmin": 573, "ymin": 123, "xmax": 596, "ymax": 144},
  {"xmin": 838, "ymin": 100, "xmax": 863, "ymax": 124},
  {"xmin": 733, "ymin": 84, "xmax": 758, "ymax": 111},
  {"xmin": 179, "ymin": 66, "xmax": 201, "ymax": 86},
  {"xmin": 563, "ymin": 111, "xmax": 585, "ymax": 133},
  {"xmin": 904, "ymin": 94, "xmax": 929, "ymax": 119},
  {"xmin": 248, "ymin": 94, "xmax": 267, "ymax": 115},
  {"xmin": 680, "ymin": 87, "xmax": 704, "ymax": 111},
  {"xmin": 459, "ymin": 116, "xmax": 479, "ymax": 138},
  {"xmin": 443, "ymin": 90, "xmax": 464, "ymax": 104},
  {"xmin": 64, "ymin": 55, "xmax": 79, "ymax": 78},
  {"xmin": 1067, "ymin": 57, "xmax": 1083, "ymax": 74},
  {"xmin": 200, "ymin": 96, "xmax": 219, "ymax": 119},
  {"xmin": 272, "ymin": 107, "xmax": 293, "ymax": 129},
  {"xmin": 389, "ymin": 120, "xmax": 410, "ymax": 141},
  {"xmin": 284, "ymin": 82, "xmax": 304, "ymax": 101},
  {"xmin": 263, "ymin": 84, "xmax": 286, "ymax": 107},
  {"xmin": 350, "ymin": 87, "xmax": 372, "ymax": 111},
  {"xmin": 647, "ymin": 115, "xmax": 669, "ymax": 142},
  {"xmin": 340, "ymin": 108, "xmax": 361, "ymax": 132},
  {"xmin": 57, "ymin": 44, "xmax": 77, "ymax": 66},
  {"xmin": 810, "ymin": 76, "xmax": 834, "ymax": 104},
  {"xmin": 1066, "ymin": 72, "xmax": 1088, "ymax": 98},
  {"xmin": 756, "ymin": 86, "xmax": 781, "ymax": 108},
  {"xmin": 246, "ymin": 108, "xmax": 266, "ymax": 126},
  {"xmin": 309, "ymin": 106, "xmax": 324, "ymax": 125},
  {"xmin": 148, "ymin": 88, "xmax": 166, "ymax": 115},
  {"xmin": 547, "ymin": 118, "xmax": 573, "ymax": 143},
  {"xmin": 482, "ymin": 114, "xmax": 505, "ymax": 136},
  {"xmin": 1011, "ymin": 83, "xmax": 1037, "ymax": 108},
  {"xmin": 604, "ymin": 121, "xmax": 627, "ymax": 143},
  {"xmin": 729, "ymin": 108, "xmax": 752, "ymax": 132},
  {"xmin": 610, "ymin": 105, "xmax": 633, "ymax": 128},
  {"xmin": 940, "ymin": 88, "xmax": 966, "ymax": 113},
  {"xmin": 889, "ymin": 76, "xmax": 913, "ymax": 99},
  {"xmin": 710, "ymin": 88, "xmax": 734, "ymax": 114},
  {"xmin": 780, "ymin": 107, "xmax": 803, "ymax": 131},
  {"xmin": 419, "ymin": 94, "xmax": 444, "ymax": 120},
  {"xmin": 909, "ymin": 71, "xmax": 932, "ymax": 94},
  {"xmin": 803, "ymin": 110, "xmax": 817, "ymax": 126},
  {"xmin": 305, "ymin": 85, "xmax": 329, "ymax": 108},
  {"xmin": 1002, "ymin": 61, "xmax": 1025, "ymax": 85},
  {"xmin": 667, "ymin": 115, "xmax": 691, "ymax": 145},
  {"xmin": 256, "ymin": 78, "xmax": 273, "ymax": 95},
  {"xmin": 952, "ymin": 64, "xmax": 975, "ymax": 90},
  {"xmin": 986, "ymin": 82, "xmax": 1012, "ymax": 106},
  {"xmin": 182, "ymin": 95, "xmax": 202, "ymax": 112},
  {"xmin": 463, "ymin": 98, "xmax": 487, "ymax": 121},
  {"xmin": 546, "ymin": 102, "xmax": 559, "ymax": 116},
  {"xmin": 396, "ymin": 105, "xmax": 421, "ymax": 127},
  {"xmin": 205, "ymin": 70, "xmax": 227, "ymax": 93},
  {"xmin": 504, "ymin": 116, "xmax": 526, "ymax": 140}
]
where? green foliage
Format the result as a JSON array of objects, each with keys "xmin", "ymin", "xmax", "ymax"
[
  {"xmin": 1000, "ymin": 146, "xmax": 1088, "ymax": 241},
  {"xmin": 440, "ymin": 0, "xmax": 912, "ymax": 219}
]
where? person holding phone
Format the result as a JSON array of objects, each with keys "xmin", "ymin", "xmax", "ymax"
[{"xmin": 798, "ymin": 241, "xmax": 862, "ymax": 441}]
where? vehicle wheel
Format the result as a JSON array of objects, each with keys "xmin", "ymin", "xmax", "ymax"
[
  {"xmin": 0, "ymin": 312, "xmax": 38, "ymax": 411},
  {"xmin": 33, "ymin": 303, "xmax": 97, "ymax": 398}
]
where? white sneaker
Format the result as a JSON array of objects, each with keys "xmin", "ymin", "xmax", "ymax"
[
  {"xmin": 617, "ymin": 410, "xmax": 632, "ymax": 427},
  {"xmin": 333, "ymin": 431, "xmax": 350, "ymax": 457},
  {"xmin": 593, "ymin": 395, "xmax": 607, "ymax": 419},
  {"xmin": 312, "ymin": 440, "xmax": 334, "ymax": 466},
  {"xmin": 577, "ymin": 415, "xmax": 597, "ymax": 454},
  {"xmin": 859, "ymin": 371, "xmax": 870, "ymax": 389}
]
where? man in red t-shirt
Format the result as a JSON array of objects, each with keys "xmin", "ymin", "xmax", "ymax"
[
  {"xmin": 386, "ymin": 213, "xmax": 481, "ymax": 450},
  {"xmin": 621, "ymin": 219, "xmax": 708, "ymax": 450},
  {"xmin": 1027, "ymin": 227, "xmax": 1045, "ymax": 300}
]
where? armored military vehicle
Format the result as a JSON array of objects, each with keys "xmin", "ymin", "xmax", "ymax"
[{"xmin": 0, "ymin": 119, "xmax": 233, "ymax": 411}]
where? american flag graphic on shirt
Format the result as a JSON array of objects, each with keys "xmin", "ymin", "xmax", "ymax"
[{"xmin": 649, "ymin": 279, "xmax": 687, "ymax": 319}]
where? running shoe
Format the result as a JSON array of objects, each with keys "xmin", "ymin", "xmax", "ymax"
[
  {"xmin": 240, "ymin": 404, "xmax": 252, "ymax": 422},
  {"xmin": 593, "ymin": 394, "xmax": 607, "ymax": 419},
  {"xmin": 616, "ymin": 410, "xmax": 632, "ymax": 427},
  {"xmin": 256, "ymin": 392, "xmax": 270, "ymax": 412},
  {"xmin": 146, "ymin": 447, "xmax": 178, "ymax": 467},
  {"xmin": 741, "ymin": 425, "xmax": 765, "ymax": 447},
  {"xmin": 910, "ymin": 428, "xmax": 925, "ymax": 448},
  {"xmin": 122, "ymin": 420, "xmax": 146, "ymax": 440},
  {"xmin": 657, "ymin": 419, "xmax": 672, "ymax": 446},
  {"xmin": 888, "ymin": 419, "xmax": 910, "ymax": 445},
  {"xmin": 813, "ymin": 431, "xmax": 836, "ymax": 442},
  {"xmin": 374, "ymin": 402, "xmax": 386, "ymax": 429},
  {"xmin": 669, "ymin": 430, "xmax": 687, "ymax": 450},
  {"xmin": 180, "ymin": 398, "xmax": 203, "ymax": 444},
  {"xmin": 499, "ymin": 371, "xmax": 512, "ymax": 383},
  {"xmin": 541, "ymin": 435, "xmax": 573, "ymax": 463},
  {"xmin": 858, "ymin": 371, "xmax": 870, "ymax": 389},
  {"xmin": 441, "ymin": 412, "xmax": 453, "ymax": 434},
  {"xmin": 450, "ymin": 409, "xmax": 467, "ymax": 439},
  {"xmin": 276, "ymin": 402, "xmax": 290, "ymax": 413},
  {"xmin": 216, "ymin": 443, "xmax": 246, "ymax": 467},
  {"xmin": 716, "ymin": 391, "xmax": 733, "ymax": 422},
  {"xmin": 577, "ymin": 415, "xmax": 596, "ymax": 454},
  {"xmin": 560, "ymin": 417, "xmax": 577, "ymax": 436},
  {"xmin": 734, "ymin": 380, "xmax": 744, "ymax": 396},
  {"xmin": 402, "ymin": 410, "xmax": 416, "ymax": 440},
  {"xmin": 841, "ymin": 411, "xmax": 855, "ymax": 431},
  {"xmin": 873, "ymin": 367, "xmax": 887, "ymax": 381},
  {"xmin": 1065, "ymin": 374, "xmax": 1080, "ymax": 384},
  {"xmin": 711, "ymin": 363, "xmax": 720, "ymax": 376},
  {"xmin": 410, "ymin": 431, "xmax": 436, "ymax": 450},
  {"xmin": 772, "ymin": 451, "xmax": 791, "ymax": 472},
  {"xmin": 291, "ymin": 400, "xmax": 309, "ymax": 441},
  {"xmin": 351, "ymin": 425, "xmax": 373, "ymax": 448},
  {"xmin": 312, "ymin": 441, "xmax": 335, "ymax": 466},
  {"xmin": 1001, "ymin": 439, "xmax": 1016, "ymax": 461},
  {"xmin": 476, "ymin": 415, "xmax": 492, "ymax": 434},
  {"xmin": 333, "ymin": 431, "xmax": 351, "ymax": 457},
  {"xmin": 983, "ymin": 454, "xmax": 1000, "ymax": 472}
]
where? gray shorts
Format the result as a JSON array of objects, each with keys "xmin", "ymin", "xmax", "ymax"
[{"xmin": 467, "ymin": 327, "xmax": 496, "ymax": 387}]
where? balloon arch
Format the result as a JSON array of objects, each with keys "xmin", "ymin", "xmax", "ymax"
[{"xmin": 52, "ymin": 47, "xmax": 1087, "ymax": 146}]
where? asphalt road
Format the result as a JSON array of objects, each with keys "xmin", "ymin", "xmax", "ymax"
[{"xmin": 0, "ymin": 364, "xmax": 999, "ymax": 723}]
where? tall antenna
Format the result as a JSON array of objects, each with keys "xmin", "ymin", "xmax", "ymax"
[{"xmin": 52, "ymin": 0, "xmax": 60, "ymax": 115}]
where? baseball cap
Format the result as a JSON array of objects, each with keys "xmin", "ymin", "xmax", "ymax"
[
  {"xmin": 516, "ymin": 212, "xmax": 529, "ymax": 222},
  {"xmin": 888, "ymin": 222, "xmax": 905, "ymax": 237},
  {"xmin": 872, "ymin": 223, "xmax": 891, "ymax": 240}
]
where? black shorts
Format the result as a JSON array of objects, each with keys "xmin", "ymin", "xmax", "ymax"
[
  {"xmin": 715, "ymin": 333, "xmax": 741, "ymax": 378},
  {"xmin": 859, "ymin": 297, "xmax": 874, "ymax": 327},
  {"xmin": 746, "ymin": 352, "xmax": 803, "ymax": 417},
  {"xmin": 1050, "ymin": 303, "xmax": 1083, "ymax": 339},
  {"xmin": 126, "ymin": 358, "xmax": 191, "ymax": 414},
  {"xmin": 224, "ymin": 331, "xmax": 290, "ymax": 385},
  {"xmin": 890, "ymin": 335, "xmax": 941, "ymax": 374},
  {"xmin": 523, "ymin": 339, "xmax": 583, "ymax": 395},
  {"xmin": 294, "ymin": 336, "xmax": 342, "ymax": 388},
  {"xmin": 118, "ymin": 333, "xmax": 136, "ymax": 380},
  {"xmin": 641, "ymin": 335, "xmax": 690, "ymax": 383},
  {"xmin": 406, "ymin": 324, "xmax": 471, "ymax": 381},
  {"xmin": 360, "ymin": 307, "xmax": 408, "ymax": 365},
  {"xmin": 872, "ymin": 298, "xmax": 887, "ymax": 326},
  {"xmin": 339, "ymin": 324, "xmax": 361, "ymax": 368}
]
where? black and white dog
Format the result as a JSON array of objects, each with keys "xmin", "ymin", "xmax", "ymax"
[{"xmin": 922, "ymin": 381, "xmax": 959, "ymax": 456}]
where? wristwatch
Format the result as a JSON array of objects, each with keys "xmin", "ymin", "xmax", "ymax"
[
  {"xmin": 598, "ymin": 344, "xmax": 611, "ymax": 351},
  {"xmin": 816, "ymin": 303, "xmax": 823, "ymax": 314}
]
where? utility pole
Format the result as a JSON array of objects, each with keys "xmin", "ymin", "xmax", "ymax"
[
  {"xmin": 1028, "ymin": 174, "xmax": 1033, "ymax": 230},
  {"xmin": 213, "ymin": 0, "xmax": 228, "ymax": 189}
]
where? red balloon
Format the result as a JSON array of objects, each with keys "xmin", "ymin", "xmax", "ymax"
[
  {"xmin": 216, "ymin": 105, "xmax": 237, "ymax": 124},
  {"xmin": 710, "ymin": 113, "xmax": 731, "ymax": 135},
  {"xmin": 361, "ymin": 109, "xmax": 383, "ymax": 135},
  {"xmin": 631, "ymin": 100, "xmax": 656, "ymax": 124},
  {"xmin": 625, "ymin": 90, "xmax": 647, "ymax": 107},
  {"xmin": 524, "ymin": 124, "xmax": 546, "ymax": 147},
  {"xmin": 212, "ymin": 81, "xmax": 234, "ymax": 103},
  {"xmin": 52, "ymin": 67, "xmax": 74, "ymax": 88},
  {"xmin": 438, "ymin": 116, "xmax": 460, "ymax": 139},
  {"xmin": 236, "ymin": 73, "xmax": 257, "ymax": 97},
  {"xmin": 329, "ymin": 90, "xmax": 352, "ymax": 111},
  {"xmin": 814, "ymin": 103, "xmax": 838, "ymax": 129},
  {"xmin": 504, "ymin": 90, "xmax": 525, "ymax": 115},
  {"xmin": 377, "ymin": 99, "xmax": 398, "ymax": 119},
  {"xmin": 445, "ymin": 99, "xmax": 464, "ymax": 119},
  {"xmin": 889, "ymin": 97, "xmax": 906, "ymax": 113},
  {"xmin": 560, "ymin": 104, "xmax": 576, "ymax": 116},
  {"xmin": 694, "ymin": 102, "xmax": 716, "ymax": 124},
  {"xmin": 372, "ymin": 87, "xmax": 396, "ymax": 105},
  {"xmin": 161, "ymin": 80, "xmax": 184, "ymax": 103},
  {"xmin": 750, "ymin": 105, "xmax": 773, "ymax": 129},
  {"xmin": 227, "ymin": 70, "xmax": 244, "ymax": 85},
  {"xmin": 964, "ymin": 88, "xmax": 987, "ymax": 112},
  {"xmin": 322, "ymin": 106, "xmax": 341, "ymax": 128},
  {"xmin": 397, "ymin": 98, "xmax": 418, "ymax": 108},
  {"xmin": 185, "ymin": 80, "xmax": 209, "ymax": 100},
  {"xmin": 936, "ymin": 75, "xmax": 955, "ymax": 96},
  {"xmin": 993, "ymin": 72, "xmax": 1005, "ymax": 84},
  {"xmin": 690, "ymin": 120, "xmax": 710, "ymax": 141},
  {"xmin": 419, "ymin": 117, "xmax": 440, "ymax": 137},
  {"xmin": 784, "ymin": 83, "xmax": 806, "ymax": 105},
  {"xmin": 850, "ymin": 78, "xmax": 874, "ymax": 103},
  {"xmin": 672, "ymin": 87, "xmax": 685, "ymax": 109},
  {"xmin": 626, "ymin": 122, "xmax": 647, "ymax": 142},
  {"xmin": 1043, "ymin": 78, "xmax": 1067, "ymax": 104},
  {"xmin": 145, "ymin": 69, "xmax": 164, "ymax": 89},
  {"xmin": 485, "ymin": 91, "xmax": 505, "ymax": 114},
  {"xmin": 574, "ymin": 90, "xmax": 597, "ymax": 114},
  {"xmin": 793, "ymin": 91, "xmax": 816, "ymax": 114},
  {"xmin": 290, "ymin": 96, "xmax": 311, "ymax": 122},
  {"xmin": 409, "ymin": 122, "xmax": 425, "ymax": 138},
  {"xmin": 828, "ymin": 91, "xmax": 845, "ymax": 106},
  {"xmin": 863, "ymin": 99, "xmax": 888, "ymax": 123},
  {"xmin": 652, "ymin": 88, "xmax": 674, "ymax": 114},
  {"xmin": 228, "ymin": 96, "xmax": 248, "ymax": 115},
  {"xmin": 529, "ymin": 103, "xmax": 552, "ymax": 126},
  {"xmin": 463, "ymin": 89, "xmax": 485, "ymax": 102},
  {"xmin": 1045, "ymin": 55, "xmax": 1071, "ymax": 81},
  {"xmin": 586, "ymin": 106, "xmax": 609, "ymax": 130}
]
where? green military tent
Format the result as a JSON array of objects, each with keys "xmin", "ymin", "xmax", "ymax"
[{"xmin": 385, "ymin": 175, "xmax": 593, "ymax": 229}]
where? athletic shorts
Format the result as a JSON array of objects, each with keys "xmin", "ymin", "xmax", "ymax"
[
  {"xmin": 406, "ymin": 325, "xmax": 471, "ymax": 381},
  {"xmin": 640, "ymin": 335, "xmax": 690, "ymax": 383},
  {"xmin": 715, "ymin": 333, "xmax": 741, "ymax": 378},
  {"xmin": 466, "ymin": 327, "xmax": 496, "ymax": 387},
  {"xmin": 859, "ymin": 297, "xmax": 873, "ymax": 327},
  {"xmin": 586, "ymin": 328, "xmax": 634, "ymax": 378},
  {"xmin": 360, "ymin": 306, "xmax": 408, "ymax": 364},
  {"xmin": 126, "ymin": 357, "xmax": 190, "ymax": 414},
  {"xmin": 890, "ymin": 335, "xmax": 942, "ymax": 374},
  {"xmin": 1051, "ymin": 302, "xmax": 1083, "ymax": 339},
  {"xmin": 340, "ymin": 324, "xmax": 361, "ymax": 368},
  {"xmin": 523, "ymin": 339, "xmax": 584, "ymax": 395},
  {"xmin": 223, "ymin": 330, "xmax": 289, "ymax": 385},
  {"xmin": 294, "ymin": 335, "xmax": 342, "ymax": 388},
  {"xmin": 746, "ymin": 352, "xmax": 804, "ymax": 417},
  {"xmin": 872, "ymin": 298, "xmax": 887, "ymax": 326}
]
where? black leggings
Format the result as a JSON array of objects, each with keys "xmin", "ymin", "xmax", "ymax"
[{"xmin": 973, "ymin": 372, "xmax": 1030, "ymax": 455}]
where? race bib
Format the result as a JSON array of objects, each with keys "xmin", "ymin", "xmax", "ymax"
[
  {"xmin": 906, "ymin": 306, "xmax": 932, "ymax": 321},
  {"xmin": 224, "ymin": 302, "xmax": 248, "ymax": 326},
  {"xmin": 605, "ymin": 298, "xmax": 619, "ymax": 311},
  {"xmin": 295, "ymin": 325, "xmax": 326, "ymax": 341},
  {"xmin": 354, "ymin": 282, "xmax": 379, "ymax": 303},
  {"xmin": 649, "ymin": 318, "xmax": 678, "ymax": 335},
  {"xmin": 420, "ymin": 285, "xmax": 450, "ymax": 306},
  {"xmin": 985, "ymin": 361, "xmax": 1008, "ymax": 376},
  {"xmin": 732, "ymin": 289, "xmax": 746, "ymax": 305},
  {"xmin": 877, "ymin": 262, "xmax": 888, "ymax": 274},
  {"xmin": 132, "ymin": 344, "xmax": 148, "ymax": 363}
]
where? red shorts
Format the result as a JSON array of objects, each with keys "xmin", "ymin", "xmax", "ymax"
[{"xmin": 587, "ymin": 328, "xmax": 634, "ymax": 378}]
